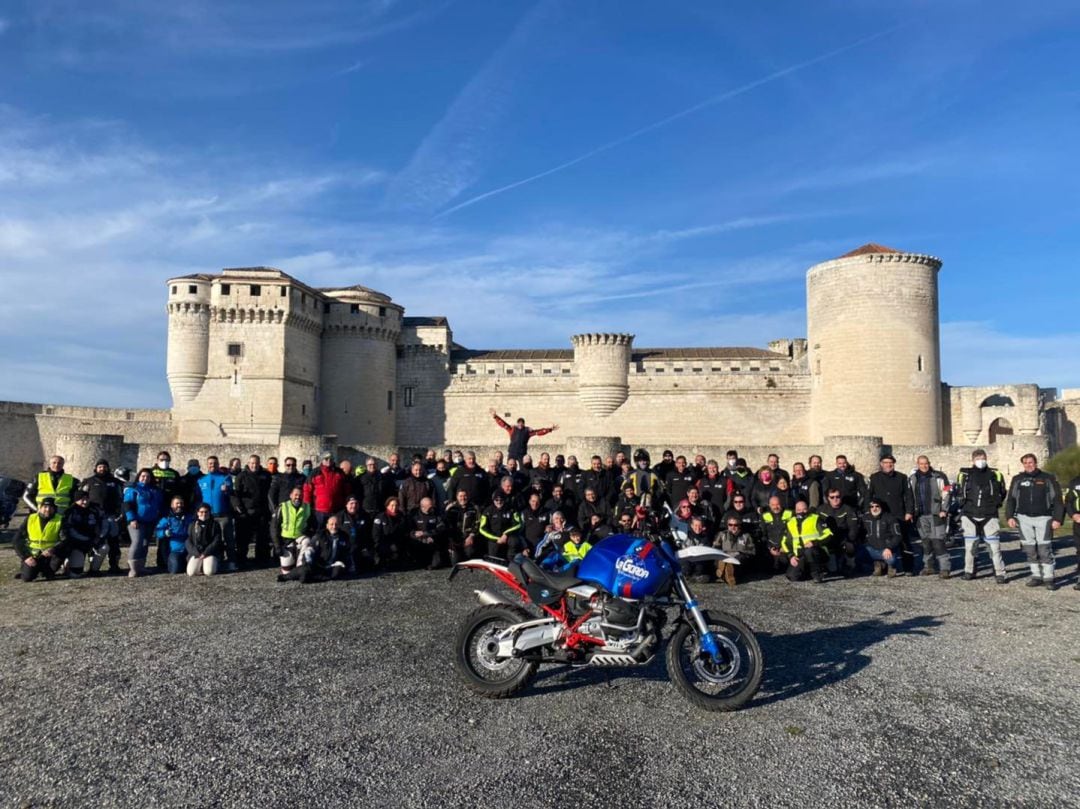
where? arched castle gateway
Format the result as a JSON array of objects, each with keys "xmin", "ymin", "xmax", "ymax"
[{"xmin": 2, "ymin": 244, "xmax": 1075, "ymax": 482}]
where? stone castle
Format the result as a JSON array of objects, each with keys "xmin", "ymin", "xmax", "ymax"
[{"xmin": 3, "ymin": 243, "xmax": 1079, "ymax": 482}]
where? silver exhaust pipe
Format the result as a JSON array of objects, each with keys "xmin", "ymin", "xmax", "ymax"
[{"xmin": 475, "ymin": 588, "xmax": 513, "ymax": 607}]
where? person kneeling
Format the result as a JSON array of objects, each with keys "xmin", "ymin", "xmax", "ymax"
[
  {"xmin": 156, "ymin": 496, "xmax": 193, "ymax": 574},
  {"xmin": 278, "ymin": 514, "xmax": 350, "ymax": 583},
  {"xmin": 186, "ymin": 504, "xmax": 224, "ymax": 576},
  {"xmin": 860, "ymin": 499, "xmax": 904, "ymax": 578},
  {"xmin": 14, "ymin": 498, "xmax": 69, "ymax": 582},
  {"xmin": 781, "ymin": 501, "xmax": 832, "ymax": 583}
]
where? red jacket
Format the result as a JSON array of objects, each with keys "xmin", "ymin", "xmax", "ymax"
[{"xmin": 305, "ymin": 466, "xmax": 350, "ymax": 514}]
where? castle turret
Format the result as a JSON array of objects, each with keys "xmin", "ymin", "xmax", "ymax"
[
  {"xmin": 807, "ymin": 244, "xmax": 942, "ymax": 445},
  {"xmin": 319, "ymin": 285, "xmax": 403, "ymax": 446},
  {"xmin": 166, "ymin": 275, "xmax": 212, "ymax": 404},
  {"xmin": 572, "ymin": 333, "xmax": 634, "ymax": 417}
]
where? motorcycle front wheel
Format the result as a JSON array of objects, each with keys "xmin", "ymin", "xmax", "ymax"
[
  {"xmin": 666, "ymin": 610, "xmax": 763, "ymax": 711},
  {"xmin": 454, "ymin": 604, "xmax": 539, "ymax": 698}
]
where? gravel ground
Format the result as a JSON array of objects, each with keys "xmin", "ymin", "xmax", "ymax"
[{"xmin": 1, "ymin": 536, "xmax": 1078, "ymax": 809}]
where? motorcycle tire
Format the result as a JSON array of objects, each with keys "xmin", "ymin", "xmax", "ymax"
[
  {"xmin": 666, "ymin": 610, "xmax": 763, "ymax": 712},
  {"xmin": 454, "ymin": 604, "xmax": 539, "ymax": 698}
]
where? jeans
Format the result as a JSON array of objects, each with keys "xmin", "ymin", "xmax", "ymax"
[
  {"xmin": 863, "ymin": 545, "xmax": 902, "ymax": 570},
  {"xmin": 167, "ymin": 551, "xmax": 187, "ymax": 574}
]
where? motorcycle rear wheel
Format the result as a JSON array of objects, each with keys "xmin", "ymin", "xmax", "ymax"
[
  {"xmin": 454, "ymin": 604, "xmax": 539, "ymax": 698},
  {"xmin": 666, "ymin": 610, "xmax": 763, "ymax": 711}
]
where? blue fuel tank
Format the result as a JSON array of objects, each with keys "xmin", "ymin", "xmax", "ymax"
[{"xmin": 576, "ymin": 533, "xmax": 674, "ymax": 600}]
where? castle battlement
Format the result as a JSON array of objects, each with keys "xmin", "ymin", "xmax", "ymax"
[{"xmin": 153, "ymin": 244, "xmax": 1059, "ymax": 453}]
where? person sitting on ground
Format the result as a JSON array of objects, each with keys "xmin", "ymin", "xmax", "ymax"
[
  {"xmin": 716, "ymin": 516, "xmax": 756, "ymax": 586},
  {"xmin": 277, "ymin": 513, "xmax": 350, "ymax": 583},
  {"xmin": 14, "ymin": 498, "xmax": 68, "ymax": 582},
  {"xmin": 586, "ymin": 512, "xmax": 613, "ymax": 544},
  {"xmin": 155, "ymin": 495, "xmax": 193, "ymax": 574},
  {"xmin": 761, "ymin": 496, "xmax": 794, "ymax": 572},
  {"xmin": 185, "ymin": 503, "xmax": 224, "ymax": 577},
  {"xmin": 409, "ymin": 496, "xmax": 447, "ymax": 570}
]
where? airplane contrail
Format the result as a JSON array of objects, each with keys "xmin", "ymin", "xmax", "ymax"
[{"xmin": 433, "ymin": 25, "xmax": 905, "ymax": 219}]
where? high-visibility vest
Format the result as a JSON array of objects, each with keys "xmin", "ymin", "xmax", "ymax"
[
  {"xmin": 27, "ymin": 513, "xmax": 62, "ymax": 554},
  {"xmin": 782, "ymin": 513, "xmax": 832, "ymax": 555},
  {"xmin": 37, "ymin": 472, "xmax": 75, "ymax": 514},
  {"xmin": 562, "ymin": 540, "xmax": 592, "ymax": 562},
  {"xmin": 279, "ymin": 501, "xmax": 312, "ymax": 540}
]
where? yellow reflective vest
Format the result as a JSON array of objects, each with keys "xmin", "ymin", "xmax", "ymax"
[
  {"xmin": 37, "ymin": 471, "xmax": 75, "ymax": 514},
  {"xmin": 279, "ymin": 500, "xmax": 312, "ymax": 540},
  {"xmin": 27, "ymin": 513, "xmax": 63, "ymax": 555},
  {"xmin": 562, "ymin": 540, "xmax": 592, "ymax": 562},
  {"xmin": 781, "ymin": 513, "xmax": 832, "ymax": 556}
]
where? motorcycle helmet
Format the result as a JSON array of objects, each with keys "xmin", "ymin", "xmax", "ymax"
[
  {"xmin": 113, "ymin": 467, "xmax": 131, "ymax": 482},
  {"xmin": 633, "ymin": 448, "xmax": 651, "ymax": 468}
]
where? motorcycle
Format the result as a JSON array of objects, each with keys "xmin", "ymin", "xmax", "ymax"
[{"xmin": 450, "ymin": 523, "xmax": 764, "ymax": 711}]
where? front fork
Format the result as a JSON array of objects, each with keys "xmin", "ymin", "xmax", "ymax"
[{"xmin": 674, "ymin": 575, "xmax": 721, "ymax": 660}]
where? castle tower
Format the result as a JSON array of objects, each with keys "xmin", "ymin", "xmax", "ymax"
[
  {"xmin": 807, "ymin": 244, "xmax": 943, "ymax": 445},
  {"xmin": 572, "ymin": 333, "xmax": 634, "ymax": 417},
  {"xmin": 165, "ymin": 275, "xmax": 212, "ymax": 405},
  {"xmin": 319, "ymin": 286, "xmax": 403, "ymax": 446}
]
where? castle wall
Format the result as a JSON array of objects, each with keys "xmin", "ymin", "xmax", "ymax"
[
  {"xmin": 946, "ymin": 384, "xmax": 1044, "ymax": 448},
  {"xmin": 430, "ymin": 360, "xmax": 811, "ymax": 448},
  {"xmin": 0, "ymin": 401, "xmax": 174, "ymax": 481}
]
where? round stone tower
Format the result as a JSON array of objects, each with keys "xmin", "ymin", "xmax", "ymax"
[
  {"xmin": 807, "ymin": 244, "xmax": 943, "ymax": 445},
  {"xmin": 319, "ymin": 285, "xmax": 403, "ymax": 447},
  {"xmin": 571, "ymin": 333, "xmax": 634, "ymax": 417},
  {"xmin": 165, "ymin": 275, "xmax": 212, "ymax": 405}
]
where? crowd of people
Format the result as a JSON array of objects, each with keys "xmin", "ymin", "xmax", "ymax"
[{"xmin": 10, "ymin": 410, "xmax": 1080, "ymax": 592}]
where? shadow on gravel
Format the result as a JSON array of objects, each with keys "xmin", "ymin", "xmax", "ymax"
[
  {"xmin": 753, "ymin": 612, "xmax": 944, "ymax": 706},
  {"xmin": 525, "ymin": 656, "xmax": 670, "ymax": 696}
]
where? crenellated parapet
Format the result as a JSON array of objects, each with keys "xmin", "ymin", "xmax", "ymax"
[
  {"xmin": 572, "ymin": 333, "xmax": 635, "ymax": 417},
  {"xmin": 323, "ymin": 322, "xmax": 400, "ymax": 342}
]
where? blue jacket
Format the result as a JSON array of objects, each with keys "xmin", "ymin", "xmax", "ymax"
[
  {"xmin": 155, "ymin": 512, "xmax": 194, "ymax": 554},
  {"xmin": 196, "ymin": 472, "xmax": 233, "ymax": 516},
  {"xmin": 124, "ymin": 483, "xmax": 164, "ymax": 525}
]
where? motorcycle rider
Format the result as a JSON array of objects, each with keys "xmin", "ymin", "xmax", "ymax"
[
  {"xmin": 909, "ymin": 456, "xmax": 952, "ymax": 579},
  {"xmin": 445, "ymin": 489, "xmax": 482, "ymax": 562},
  {"xmin": 818, "ymin": 488, "xmax": 860, "ymax": 576},
  {"xmin": 408, "ymin": 496, "xmax": 447, "ymax": 570},
  {"xmin": 781, "ymin": 500, "xmax": 832, "ymax": 583},
  {"xmin": 271, "ymin": 486, "xmax": 315, "ymax": 575},
  {"xmin": 14, "ymin": 498, "xmax": 69, "ymax": 581},
  {"xmin": 627, "ymin": 449, "xmax": 664, "ymax": 509},
  {"xmin": 861, "ymin": 499, "xmax": 904, "ymax": 578},
  {"xmin": 478, "ymin": 491, "xmax": 523, "ymax": 562},
  {"xmin": 716, "ymin": 517, "xmax": 756, "ymax": 586},
  {"xmin": 60, "ymin": 489, "xmax": 101, "ymax": 577},
  {"xmin": 1005, "ymin": 453, "xmax": 1064, "ymax": 590},
  {"xmin": 80, "ymin": 459, "xmax": 124, "ymax": 574},
  {"xmin": 1066, "ymin": 470, "xmax": 1080, "ymax": 591},
  {"xmin": 954, "ymin": 450, "xmax": 1007, "ymax": 583}
]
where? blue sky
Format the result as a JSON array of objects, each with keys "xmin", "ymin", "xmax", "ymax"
[{"xmin": 1, "ymin": 0, "xmax": 1079, "ymax": 408}]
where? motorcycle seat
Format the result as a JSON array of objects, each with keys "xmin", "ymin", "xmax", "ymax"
[{"xmin": 518, "ymin": 558, "xmax": 582, "ymax": 592}]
